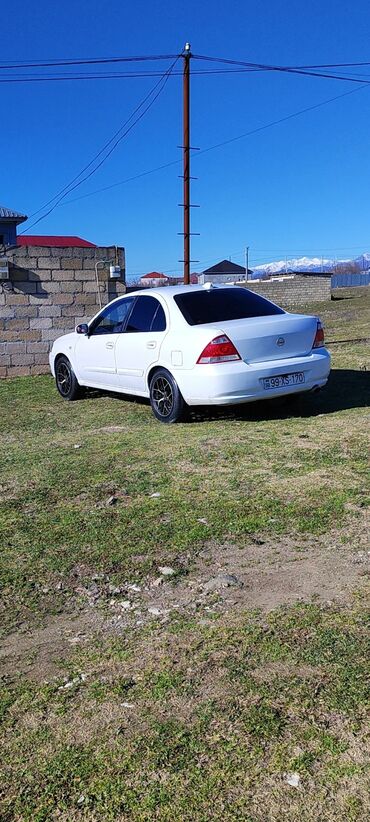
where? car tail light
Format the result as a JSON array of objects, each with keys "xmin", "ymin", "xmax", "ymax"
[
  {"xmin": 313, "ymin": 320, "xmax": 325, "ymax": 349},
  {"xmin": 197, "ymin": 334, "xmax": 241, "ymax": 364}
]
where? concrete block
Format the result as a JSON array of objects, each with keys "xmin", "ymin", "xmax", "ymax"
[
  {"xmin": 25, "ymin": 246, "xmax": 51, "ymax": 257},
  {"xmin": 75, "ymin": 292, "xmax": 97, "ymax": 304},
  {"xmin": 53, "ymin": 294, "xmax": 74, "ymax": 305},
  {"xmin": 10, "ymin": 267, "xmax": 36, "ymax": 281},
  {"xmin": 0, "ymin": 367, "xmax": 7, "ymax": 378},
  {"xmin": 30, "ymin": 364, "xmax": 50, "ymax": 375},
  {"xmin": 83, "ymin": 280, "xmax": 100, "ymax": 293},
  {"xmin": 51, "ymin": 247, "xmax": 85, "ymax": 258},
  {"xmin": 76, "ymin": 268, "xmax": 96, "ymax": 280},
  {"xmin": 15, "ymin": 306, "xmax": 38, "ymax": 318},
  {"xmin": 6, "ymin": 291, "xmax": 31, "ymax": 305},
  {"xmin": 40, "ymin": 281, "xmax": 62, "ymax": 293},
  {"xmin": 12, "ymin": 281, "xmax": 37, "ymax": 294},
  {"xmin": 54, "ymin": 270, "xmax": 75, "ymax": 281},
  {"xmin": 29, "ymin": 295, "xmax": 54, "ymax": 305},
  {"xmin": 27, "ymin": 341, "xmax": 50, "ymax": 353},
  {"xmin": 0, "ymin": 306, "xmax": 15, "ymax": 319},
  {"xmin": 62, "ymin": 280, "xmax": 82, "ymax": 292},
  {"xmin": 6, "ymin": 318, "xmax": 30, "ymax": 331},
  {"xmin": 6, "ymin": 342, "xmax": 27, "ymax": 354},
  {"xmin": 37, "ymin": 304, "xmax": 62, "ymax": 317},
  {"xmin": 9, "ymin": 366, "xmax": 32, "ymax": 376},
  {"xmin": 34, "ymin": 270, "xmax": 52, "ymax": 281},
  {"xmin": 60, "ymin": 257, "xmax": 86, "ymax": 269},
  {"xmin": 30, "ymin": 318, "xmax": 52, "ymax": 329},
  {"xmin": 0, "ymin": 354, "xmax": 11, "ymax": 366},
  {"xmin": 11, "ymin": 353, "xmax": 35, "ymax": 366},
  {"xmin": 62, "ymin": 304, "xmax": 85, "ymax": 317},
  {"xmin": 33, "ymin": 353, "xmax": 50, "ymax": 364},
  {"xmin": 52, "ymin": 318, "xmax": 75, "ymax": 331},
  {"xmin": 41, "ymin": 328, "xmax": 65, "ymax": 342}
]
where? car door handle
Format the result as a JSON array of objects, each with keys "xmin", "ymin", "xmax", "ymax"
[
  {"xmin": 146, "ymin": 341, "xmax": 157, "ymax": 349},
  {"xmin": 105, "ymin": 342, "xmax": 114, "ymax": 349}
]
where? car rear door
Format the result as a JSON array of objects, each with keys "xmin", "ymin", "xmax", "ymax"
[{"xmin": 115, "ymin": 295, "xmax": 168, "ymax": 394}]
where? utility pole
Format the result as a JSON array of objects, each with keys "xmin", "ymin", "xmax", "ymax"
[
  {"xmin": 245, "ymin": 246, "xmax": 249, "ymax": 281},
  {"xmin": 183, "ymin": 43, "xmax": 191, "ymax": 284}
]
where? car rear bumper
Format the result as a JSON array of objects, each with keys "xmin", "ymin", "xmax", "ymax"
[{"xmin": 176, "ymin": 349, "xmax": 331, "ymax": 406}]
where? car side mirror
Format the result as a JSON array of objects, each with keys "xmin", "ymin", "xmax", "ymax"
[{"xmin": 76, "ymin": 323, "xmax": 89, "ymax": 335}]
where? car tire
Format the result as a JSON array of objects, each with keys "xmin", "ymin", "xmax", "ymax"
[
  {"xmin": 55, "ymin": 355, "xmax": 82, "ymax": 401},
  {"xmin": 149, "ymin": 368, "xmax": 186, "ymax": 423}
]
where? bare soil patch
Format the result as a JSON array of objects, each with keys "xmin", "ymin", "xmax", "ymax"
[{"xmin": 1, "ymin": 518, "xmax": 368, "ymax": 684}]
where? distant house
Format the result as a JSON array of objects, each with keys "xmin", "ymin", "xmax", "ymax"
[
  {"xmin": 139, "ymin": 271, "xmax": 169, "ymax": 287},
  {"xmin": 199, "ymin": 259, "xmax": 250, "ymax": 284},
  {"xmin": 168, "ymin": 273, "xmax": 199, "ymax": 285},
  {"xmin": 17, "ymin": 235, "xmax": 96, "ymax": 248},
  {"xmin": 0, "ymin": 205, "xmax": 27, "ymax": 247}
]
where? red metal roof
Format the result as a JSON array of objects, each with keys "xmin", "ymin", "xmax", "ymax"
[
  {"xmin": 17, "ymin": 235, "xmax": 96, "ymax": 248},
  {"xmin": 140, "ymin": 271, "xmax": 169, "ymax": 280}
]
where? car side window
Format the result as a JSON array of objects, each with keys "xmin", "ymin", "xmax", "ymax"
[
  {"xmin": 90, "ymin": 298, "xmax": 134, "ymax": 336},
  {"xmin": 125, "ymin": 296, "xmax": 166, "ymax": 333}
]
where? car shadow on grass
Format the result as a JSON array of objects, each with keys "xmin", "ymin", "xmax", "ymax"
[
  {"xmin": 186, "ymin": 368, "xmax": 369, "ymax": 424},
  {"xmin": 85, "ymin": 368, "xmax": 369, "ymax": 424}
]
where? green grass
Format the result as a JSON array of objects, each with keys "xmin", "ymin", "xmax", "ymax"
[{"xmin": 0, "ymin": 287, "xmax": 369, "ymax": 820}]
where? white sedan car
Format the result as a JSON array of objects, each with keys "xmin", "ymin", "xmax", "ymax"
[{"xmin": 49, "ymin": 284, "xmax": 331, "ymax": 423}]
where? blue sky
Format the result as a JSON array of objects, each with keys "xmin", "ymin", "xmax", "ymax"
[{"xmin": 3, "ymin": 0, "xmax": 370, "ymax": 276}]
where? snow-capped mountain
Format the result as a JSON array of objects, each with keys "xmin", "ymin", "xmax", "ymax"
[{"xmin": 251, "ymin": 253, "xmax": 370, "ymax": 278}]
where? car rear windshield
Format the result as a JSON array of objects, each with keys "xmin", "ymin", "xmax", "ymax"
[{"xmin": 173, "ymin": 287, "xmax": 285, "ymax": 326}]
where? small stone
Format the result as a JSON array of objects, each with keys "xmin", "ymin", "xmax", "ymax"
[
  {"xmin": 107, "ymin": 495, "xmax": 118, "ymax": 506},
  {"xmin": 203, "ymin": 573, "xmax": 242, "ymax": 592},
  {"xmin": 150, "ymin": 492, "xmax": 161, "ymax": 498},
  {"xmin": 152, "ymin": 576, "xmax": 164, "ymax": 587},
  {"xmin": 148, "ymin": 607, "xmax": 161, "ymax": 616},
  {"xmin": 77, "ymin": 794, "xmax": 85, "ymax": 805},
  {"xmin": 158, "ymin": 566, "xmax": 175, "ymax": 576},
  {"xmin": 285, "ymin": 772, "xmax": 301, "ymax": 788},
  {"xmin": 120, "ymin": 600, "xmax": 131, "ymax": 610},
  {"xmin": 121, "ymin": 701, "xmax": 134, "ymax": 709},
  {"xmin": 73, "ymin": 444, "xmax": 82, "ymax": 449},
  {"xmin": 127, "ymin": 583, "xmax": 142, "ymax": 592}
]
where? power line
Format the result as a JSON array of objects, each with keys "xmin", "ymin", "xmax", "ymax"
[
  {"xmin": 53, "ymin": 79, "xmax": 369, "ymax": 209},
  {"xmin": 0, "ymin": 54, "xmax": 179, "ymax": 70},
  {"xmin": 20, "ymin": 57, "xmax": 180, "ymax": 233},
  {"xmin": 2, "ymin": 52, "xmax": 370, "ymax": 71},
  {"xmin": 0, "ymin": 67, "xmax": 266, "ymax": 84},
  {"xmin": 192, "ymin": 53, "xmax": 370, "ymax": 84},
  {"xmin": 196, "ymin": 82, "xmax": 369, "ymax": 157}
]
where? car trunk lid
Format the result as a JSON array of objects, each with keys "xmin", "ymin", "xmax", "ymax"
[{"xmin": 208, "ymin": 313, "xmax": 318, "ymax": 364}]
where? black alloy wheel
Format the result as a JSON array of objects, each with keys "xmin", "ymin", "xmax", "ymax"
[
  {"xmin": 149, "ymin": 368, "xmax": 186, "ymax": 423},
  {"xmin": 55, "ymin": 355, "xmax": 82, "ymax": 401}
]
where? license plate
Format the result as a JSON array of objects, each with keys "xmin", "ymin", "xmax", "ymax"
[{"xmin": 262, "ymin": 372, "xmax": 305, "ymax": 390}]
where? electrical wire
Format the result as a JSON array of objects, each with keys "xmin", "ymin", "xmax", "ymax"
[
  {"xmin": 54, "ymin": 79, "xmax": 369, "ymax": 209},
  {"xmin": 0, "ymin": 54, "xmax": 179, "ymax": 70},
  {"xmin": 192, "ymin": 53, "xmax": 370, "ymax": 84},
  {"xmin": 0, "ymin": 67, "xmax": 266, "ymax": 83},
  {"xmin": 20, "ymin": 56, "xmax": 180, "ymax": 233}
]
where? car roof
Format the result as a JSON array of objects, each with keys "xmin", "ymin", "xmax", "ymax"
[{"xmin": 117, "ymin": 284, "xmax": 236, "ymax": 301}]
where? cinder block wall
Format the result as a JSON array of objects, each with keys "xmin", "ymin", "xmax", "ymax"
[
  {"xmin": 0, "ymin": 245, "xmax": 125, "ymax": 378},
  {"xmin": 239, "ymin": 275, "xmax": 332, "ymax": 307}
]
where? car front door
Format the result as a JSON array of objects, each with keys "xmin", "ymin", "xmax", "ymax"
[
  {"xmin": 76, "ymin": 297, "xmax": 134, "ymax": 388},
  {"xmin": 115, "ymin": 295, "xmax": 168, "ymax": 394}
]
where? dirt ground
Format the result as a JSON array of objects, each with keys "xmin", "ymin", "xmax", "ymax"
[{"xmin": 1, "ymin": 509, "xmax": 368, "ymax": 684}]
